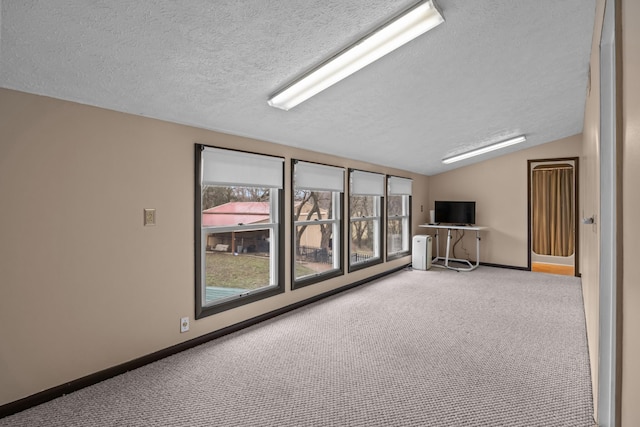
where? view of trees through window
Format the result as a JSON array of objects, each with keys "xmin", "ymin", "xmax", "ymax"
[
  {"xmin": 350, "ymin": 195, "xmax": 379, "ymax": 264},
  {"xmin": 387, "ymin": 194, "xmax": 409, "ymax": 255},
  {"xmin": 293, "ymin": 190, "xmax": 337, "ymax": 280}
]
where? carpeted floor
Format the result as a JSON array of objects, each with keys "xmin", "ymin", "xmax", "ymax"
[{"xmin": 0, "ymin": 267, "xmax": 595, "ymax": 426}]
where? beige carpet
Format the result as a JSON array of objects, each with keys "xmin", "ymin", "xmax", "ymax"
[{"xmin": 0, "ymin": 266, "xmax": 595, "ymax": 426}]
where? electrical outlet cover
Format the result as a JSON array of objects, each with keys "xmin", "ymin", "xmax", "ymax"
[
  {"xmin": 180, "ymin": 317, "xmax": 189, "ymax": 333},
  {"xmin": 144, "ymin": 208, "xmax": 156, "ymax": 226}
]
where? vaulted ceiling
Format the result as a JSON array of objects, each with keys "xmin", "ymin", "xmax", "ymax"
[{"xmin": 0, "ymin": 0, "xmax": 596, "ymax": 175}]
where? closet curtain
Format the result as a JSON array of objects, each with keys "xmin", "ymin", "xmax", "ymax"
[{"xmin": 532, "ymin": 165, "xmax": 574, "ymax": 256}]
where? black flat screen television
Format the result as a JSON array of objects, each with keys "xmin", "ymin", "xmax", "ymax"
[{"xmin": 434, "ymin": 201, "xmax": 476, "ymax": 225}]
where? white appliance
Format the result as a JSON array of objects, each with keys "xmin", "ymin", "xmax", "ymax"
[{"xmin": 412, "ymin": 235, "xmax": 432, "ymax": 270}]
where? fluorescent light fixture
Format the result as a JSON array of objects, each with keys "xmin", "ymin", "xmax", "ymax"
[
  {"xmin": 267, "ymin": 0, "xmax": 444, "ymax": 110},
  {"xmin": 442, "ymin": 135, "xmax": 527, "ymax": 164}
]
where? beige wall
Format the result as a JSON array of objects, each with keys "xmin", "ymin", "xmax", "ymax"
[
  {"xmin": 426, "ymin": 134, "xmax": 582, "ymax": 268},
  {"xmin": 581, "ymin": 0, "xmax": 606, "ymax": 415},
  {"xmin": 0, "ymin": 88, "xmax": 429, "ymax": 406},
  {"xmin": 4, "ymin": 3, "xmax": 631, "ymax": 415},
  {"xmin": 621, "ymin": 0, "xmax": 640, "ymax": 424}
]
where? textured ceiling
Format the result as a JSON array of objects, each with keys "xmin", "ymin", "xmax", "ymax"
[{"xmin": 0, "ymin": 0, "xmax": 596, "ymax": 175}]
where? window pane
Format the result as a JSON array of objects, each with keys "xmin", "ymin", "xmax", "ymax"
[
  {"xmin": 387, "ymin": 195, "xmax": 404, "ymax": 216},
  {"xmin": 387, "ymin": 218, "xmax": 407, "ymax": 254},
  {"xmin": 293, "ymin": 190, "xmax": 334, "ymax": 220},
  {"xmin": 387, "ymin": 194, "xmax": 410, "ymax": 256},
  {"xmin": 202, "ymin": 185, "xmax": 272, "ymax": 225},
  {"xmin": 294, "ymin": 224, "xmax": 335, "ymax": 280},
  {"xmin": 350, "ymin": 219, "xmax": 378, "ymax": 264},
  {"xmin": 204, "ymin": 229, "xmax": 273, "ymax": 304},
  {"xmin": 350, "ymin": 195, "xmax": 377, "ymax": 218},
  {"xmin": 350, "ymin": 193, "xmax": 381, "ymax": 267}
]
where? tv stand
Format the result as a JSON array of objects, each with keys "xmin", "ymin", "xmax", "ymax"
[{"xmin": 418, "ymin": 224, "xmax": 488, "ymax": 271}]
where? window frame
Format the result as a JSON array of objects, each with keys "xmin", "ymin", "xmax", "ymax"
[
  {"xmin": 195, "ymin": 144, "xmax": 285, "ymax": 319},
  {"xmin": 386, "ymin": 175, "xmax": 413, "ymax": 260},
  {"xmin": 291, "ymin": 160, "xmax": 345, "ymax": 289},
  {"xmin": 348, "ymin": 169, "xmax": 384, "ymax": 272}
]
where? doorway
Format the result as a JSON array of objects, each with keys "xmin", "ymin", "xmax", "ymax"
[{"xmin": 527, "ymin": 158, "xmax": 579, "ymax": 277}]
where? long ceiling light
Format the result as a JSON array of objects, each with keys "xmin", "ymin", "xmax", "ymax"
[
  {"xmin": 442, "ymin": 135, "xmax": 527, "ymax": 164},
  {"xmin": 267, "ymin": 0, "xmax": 444, "ymax": 111}
]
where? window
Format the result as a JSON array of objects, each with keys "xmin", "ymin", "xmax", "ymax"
[
  {"xmin": 292, "ymin": 161, "xmax": 344, "ymax": 287},
  {"xmin": 349, "ymin": 170, "xmax": 384, "ymax": 270},
  {"xmin": 195, "ymin": 145, "xmax": 284, "ymax": 318},
  {"xmin": 387, "ymin": 176, "xmax": 412, "ymax": 259}
]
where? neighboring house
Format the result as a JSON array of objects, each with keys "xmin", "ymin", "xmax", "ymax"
[
  {"xmin": 203, "ymin": 201, "xmax": 328, "ymax": 253},
  {"xmin": 202, "ymin": 201, "xmax": 270, "ymax": 227},
  {"xmin": 203, "ymin": 202, "xmax": 270, "ymax": 253}
]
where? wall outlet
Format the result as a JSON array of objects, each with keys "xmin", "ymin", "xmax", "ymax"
[
  {"xmin": 180, "ymin": 317, "xmax": 189, "ymax": 333},
  {"xmin": 144, "ymin": 208, "xmax": 156, "ymax": 226}
]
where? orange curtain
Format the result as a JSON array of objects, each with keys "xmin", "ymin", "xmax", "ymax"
[{"xmin": 532, "ymin": 165, "xmax": 574, "ymax": 256}]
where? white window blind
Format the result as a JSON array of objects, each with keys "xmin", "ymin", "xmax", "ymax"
[
  {"xmin": 294, "ymin": 161, "xmax": 344, "ymax": 192},
  {"xmin": 202, "ymin": 147, "xmax": 284, "ymax": 188},
  {"xmin": 388, "ymin": 176, "xmax": 413, "ymax": 195},
  {"xmin": 350, "ymin": 170, "xmax": 384, "ymax": 196}
]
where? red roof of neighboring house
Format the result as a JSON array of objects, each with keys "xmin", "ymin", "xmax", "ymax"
[{"xmin": 202, "ymin": 202, "xmax": 270, "ymax": 226}]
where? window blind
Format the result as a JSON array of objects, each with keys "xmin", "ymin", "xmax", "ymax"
[
  {"xmin": 202, "ymin": 147, "xmax": 284, "ymax": 188},
  {"xmin": 294, "ymin": 161, "xmax": 344, "ymax": 192},
  {"xmin": 350, "ymin": 170, "xmax": 385, "ymax": 196},
  {"xmin": 388, "ymin": 176, "xmax": 413, "ymax": 195}
]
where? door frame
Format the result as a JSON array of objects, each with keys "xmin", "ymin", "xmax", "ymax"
[
  {"xmin": 527, "ymin": 157, "xmax": 580, "ymax": 276},
  {"xmin": 597, "ymin": 0, "xmax": 619, "ymax": 423}
]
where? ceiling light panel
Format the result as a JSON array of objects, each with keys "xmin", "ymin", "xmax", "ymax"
[
  {"xmin": 268, "ymin": 0, "xmax": 444, "ymax": 110},
  {"xmin": 442, "ymin": 135, "xmax": 527, "ymax": 164}
]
